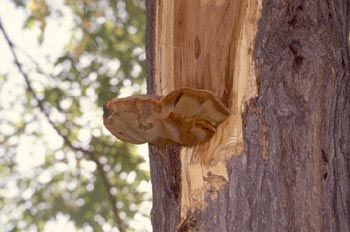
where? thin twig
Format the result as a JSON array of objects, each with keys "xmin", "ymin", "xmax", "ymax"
[{"xmin": 0, "ymin": 16, "xmax": 126, "ymax": 231}]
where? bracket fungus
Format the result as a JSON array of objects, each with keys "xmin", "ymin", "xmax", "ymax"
[{"xmin": 103, "ymin": 88, "xmax": 230, "ymax": 147}]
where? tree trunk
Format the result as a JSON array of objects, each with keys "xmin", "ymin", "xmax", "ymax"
[{"xmin": 145, "ymin": 0, "xmax": 350, "ymax": 231}]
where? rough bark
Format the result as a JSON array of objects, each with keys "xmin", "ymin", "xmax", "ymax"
[{"xmin": 146, "ymin": 0, "xmax": 350, "ymax": 231}]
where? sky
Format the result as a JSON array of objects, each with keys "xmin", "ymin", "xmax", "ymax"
[{"xmin": 0, "ymin": 0, "xmax": 151, "ymax": 231}]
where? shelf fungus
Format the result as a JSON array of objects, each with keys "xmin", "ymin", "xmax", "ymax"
[{"xmin": 103, "ymin": 88, "xmax": 230, "ymax": 147}]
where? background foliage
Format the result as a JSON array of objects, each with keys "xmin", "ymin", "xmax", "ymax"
[{"xmin": 0, "ymin": 0, "xmax": 150, "ymax": 231}]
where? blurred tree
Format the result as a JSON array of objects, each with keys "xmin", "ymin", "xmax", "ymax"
[{"xmin": 0, "ymin": 0, "xmax": 149, "ymax": 231}]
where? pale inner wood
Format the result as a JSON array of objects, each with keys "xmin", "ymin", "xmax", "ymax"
[{"xmin": 154, "ymin": 0, "xmax": 262, "ymax": 221}]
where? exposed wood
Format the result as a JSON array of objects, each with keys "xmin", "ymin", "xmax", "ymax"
[
  {"xmin": 146, "ymin": 0, "xmax": 350, "ymax": 231},
  {"xmin": 149, "ymin": 0, "xmax": 262, "ymax": 227}
]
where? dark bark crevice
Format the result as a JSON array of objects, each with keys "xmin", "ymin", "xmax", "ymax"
[{"xmin": 145, "ymin": 0, "xmax": 156, "ymax": 95}]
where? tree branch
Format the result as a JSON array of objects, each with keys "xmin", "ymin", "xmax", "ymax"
[{"xmin": 0, "ymin": 17, "xmax": 126, "ymax": 231}]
